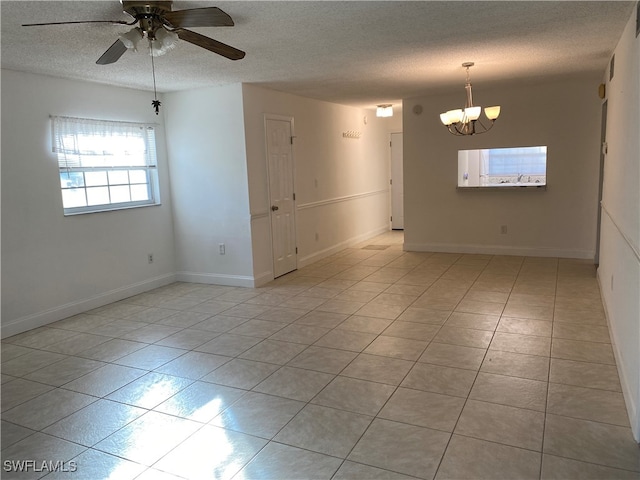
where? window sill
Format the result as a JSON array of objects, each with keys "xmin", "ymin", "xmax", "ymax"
[{"xmin": 63, "ymin": 202, "xmax": 162, "ymax": 216}]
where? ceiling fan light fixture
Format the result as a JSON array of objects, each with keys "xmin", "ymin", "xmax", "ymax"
[
  {"xmin": 119, "ymin": 27, "xmax": 143, "ymax": 51},
  {"xmin": 151, "ymin": 27, "xmax": 179, "ymax": 56}
]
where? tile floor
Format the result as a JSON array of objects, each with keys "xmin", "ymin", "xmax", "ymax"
[{"xmin": 2, "ymin": 231, "xmax": 639, "ymax": 479}]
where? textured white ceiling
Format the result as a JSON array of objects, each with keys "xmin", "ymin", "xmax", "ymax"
[{"xmin": 1, "ymin": 1, "xmax": 635, "ymax": 108}]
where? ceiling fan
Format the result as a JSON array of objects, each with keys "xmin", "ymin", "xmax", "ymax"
[
  {"xmin": 22, "ymin": 1, "xmax": 246, "ymax": 64},
  {"xmin": 22, "ymin": 1, "xmax": 245, "ymax": 114}
]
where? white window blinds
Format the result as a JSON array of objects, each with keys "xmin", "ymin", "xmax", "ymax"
[{"xmin": 51, "ymin": 116, "xmax": 157, "ymax": 170}]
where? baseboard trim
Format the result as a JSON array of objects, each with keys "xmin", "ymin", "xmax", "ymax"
[
  {"xmin": 175, "ymin": 271, "xmax": 256, "ymax": 288},
  {"xmin": 298, "ymin": 225, "xmax": 390, "ymax": 268},
  {"xmin": 1, "ymin": 274, "xmax": 177, "ymax": 339},
  {"xmin": 403, "ymin": 242, "xmax": 595, "ymax": 260},
  {"xmin": 597, "ymin": 271, "xmax": 640, "ymax": 443}
]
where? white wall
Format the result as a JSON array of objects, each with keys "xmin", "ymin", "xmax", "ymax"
[
  {"xmin": 241, "ymin": 84, "xmax": 393, "ymax": 283},
  {"xmin": 163, "ymin": 84, "xmax": 254, "ymax": 286},
  {"xmin": 403, "ymin": 76, "xmax": 602, "ymax": 259},
  {"xmin": 1, "ymin": 70, "xmax": 176, "ymax": 337},
  {"xmin": 597, "ymin": 9, "xmax": 640, "ymax": 441}
]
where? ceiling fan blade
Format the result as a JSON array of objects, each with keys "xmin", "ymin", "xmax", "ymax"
[
  {"xmin": 176, "ymin": 29, "xmax": 245, "ymax": 60},
  {"xmin": 22, "ymin": 20, "xmax": 133, "ymax": 27},
  {"xmin": 163, "ymin": 7, "xmax": 234, "ymax": 28},
  {"xmin": 96, "ymin": 39, "xmax": 128, "ymax": 65}
]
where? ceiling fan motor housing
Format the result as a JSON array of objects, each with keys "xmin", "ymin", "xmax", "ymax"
[{"xmin": 122, "ymin": 1, "xmax": 172, "ymax": 35}]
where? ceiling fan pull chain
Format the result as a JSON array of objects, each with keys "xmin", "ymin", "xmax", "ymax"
[{"xmin": 149, "ymin": 38, "xmax": 161, "ymax": 115}]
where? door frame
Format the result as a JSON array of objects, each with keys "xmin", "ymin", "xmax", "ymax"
[
  {"xmin": 390, "ymin": 131, "xmax": 404, "ymax": 230},
  {"xmin": 595, "ymin": 100, "xmax": 607, "ymax": 265},
  {"xmin": 264, "ymin": 113, "xmax": 297, "ymax": 278}
]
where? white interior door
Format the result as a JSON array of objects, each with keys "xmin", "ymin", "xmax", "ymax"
[
  {"xmin": 266, "ymin": 118, "xmax": 297, "ymax": 278},
  {"xmin": 390, "ymin": 132, "xmax": 404, "ymax": 229}
]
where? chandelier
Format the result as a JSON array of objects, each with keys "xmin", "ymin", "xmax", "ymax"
[{"xmin": 439, "ymin": 62, "xmax": 501, "ymax": 136}]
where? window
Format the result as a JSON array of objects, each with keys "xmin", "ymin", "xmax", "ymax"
[
  {"xmin": 52, "ymin": 116, "xmax": 160, "ymax": 215},
  {"xmin": 458, "ymin": 145, "xmax": 547, "ymax": 188}
]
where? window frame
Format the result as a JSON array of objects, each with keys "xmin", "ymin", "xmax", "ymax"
[{"xmin": 52, "ymin": 115, "xmax": 161, "ymax": 216}]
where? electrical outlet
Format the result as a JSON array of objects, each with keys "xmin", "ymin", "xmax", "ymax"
[
  {"xmin": 219, "ymin": 243, "xmax": 226, "ymax": 255},
  {"xmin": 148, "ymin": 253, "xmax": 154, "ymax": 264},
  {"xmin": 611, "ymin": 275, "xmax": 614, "ymax": 291},
  {"xmin": 500, "ymin": 225, "xmax": 508, "ymax": 235},
  {"xmin": 315, "ymin": 232, "xmax": 319, "ymax": 241}
]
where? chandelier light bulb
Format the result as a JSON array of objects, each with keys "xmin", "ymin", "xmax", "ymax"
[{"xmin": 439, "ymin": 63, "xmax": 501, "ymax": 136}]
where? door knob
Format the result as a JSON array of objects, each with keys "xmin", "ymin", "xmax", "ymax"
[{"xmin": 271, "ymin": 205, "xmax": 279, "ymax": 211}]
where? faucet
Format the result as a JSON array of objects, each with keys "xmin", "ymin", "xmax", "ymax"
[{"xmin": 517, "ymin": 174, "xmax": 524, "ymax": 182}]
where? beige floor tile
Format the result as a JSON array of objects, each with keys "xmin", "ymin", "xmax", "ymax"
[
  {"xmin": 42, "ymin": 398, "xmax": 146, "ymax": 446},
  {"xmin": 497, "ymin": 317, "xmax": 553, "ymax": 337},
  {"xmin": 334, "ymin": 461, "xmax": 418, "ymax": 480},
  {"xmin": 336, "ymin": 315, "xmax": 394, "ymax": 334},
  {"xmin": 311, "ymin": 375, "xmax": 396, "ymax": 416},
  {"xmin": 481, "ymin": 350, "xmax": 550, "ymax": 381},
  {"xmin": 93, "ymin": 411, "xmax": 202, "ymax": 466},
  {"xmin": 212, "ymin": 391, "xmax": 304, "ymax": 439},
  {"xmin": 419, "ymin": 342, "xmax": 486, "ymax": 371},
  {"xmin": 153, "ymin": 327, "xmax": 220, "ymax": 349},
  {"xmin": 236, "ymin": 442, "xmax": 342, "ymax": 479},
  {"xmin": 286, "ymin": 346, "xmax": 358, "ymax": 374},
  {"xmin": 550, "ymin": 358, "xmax": 622, "ymax": 391},
  {"xmin": 444, "ymin": 311, "xmax": 499, "ymax": 331},
  {"xmin": 105, "ymin": 372, "xmax": 193, "ymax": 409},
  {"xmin": 432, "ymin": 326, "xmax": 493, "ymax": 349},
  {"xmin": 253, "ymin": 366, "xmax": 334, "ymax": 402},
  {"xmin": 455, "ymin": 299, "xmax": 505, "ymax": 315},
  {"xmin": 46, "ymin": 448, "xmax": 146, "ymax": 480},
  {"xmin": 1, "ymin": 349, "xmax": 68, "ymax": 377},
  {"xmin": 381, "ymin": 320, "xmax": 441, "ymax": 341},
  {"xmin": 1, "ymin": 432, "xmax": 86, "ymax": 475},
  {"xmin": 201, "ymin": 358, "xmax": 279, "ymax": 389},
  {"xmin": 455, "ymin": 399, "xmax": 545, "ymax": 451},
  {"xmin": 3, "ymin": 388, "xmax": 97, "ymax": 431},
  {"xmin": 502, "ymin": 302, "xmax": 554, "ymax": 320},
  {"xmin": 155, "ymin": 425, "xmax": 267, "ymax": 480},
  {"xmin": 274, "ymin": 404, "xmax": 372, "ymax": 458},
  {"xmin": 397, "ymin": 307, "xmax": 451, "ymax": 325},
  {"xmin": 547, "ymin": 383, "xmax": 630, "ymax": 426},
  {"xmin": 190, "ymin": 314, "xmax": 248, "ymax": 333},
  {"xmin": 294, "ymin": 310, "xmax": 349, "ymax": 328},
  {"xmin": 551, "ymin": 337, "xmax": 616, "ymax": 364},
  {"xmin": 541, "ymin": 454, "xmax": 640, "ymax": 479},
  {"xmin": 470, "ymin": 372, "xmax": 547, "ymax": 411},
  {"xmin": 490, "ymin": 331, "xmax": 551, "ymax": 356},
  {"xmin": 153, "ymin": 381, "xmax": 245, "ymax": 422},
  {"xmin": 195, "ymin": 333, "xmax": 261, "ymax": 356},
  {"xmin": 63, "ymin": 363, "xmax": 147, "ymax": 397},
  {"xmin": 544, "ymin": 414, "xmax": 640, "ymax": 472},
  {"xmin": 269, "ymin": 324, "xmax": 332, "ymax": 344},
  {"xmin": 1, "ymin": 378, "xmax": 55, "ymax": 412},
  {"xmin": 227, "ymin": 319, "xmax": 288, "ymax": 338},
  {"xmin": 378, "ymin": 387, "xmax": 465, "ymax": 432},
  {"xmin": 341, "ymin": 353, "xmax": 414, "ymax": 385},
  {"xmin": 363, "ymin": 335, "xmax": 428, "ymax": 361},
  {"xmin": 552, "ymin": 323, "xmax": 611, "ymax": 343},
  {"xmin": 354, "ymin": 302, "xmax": 406, "ymax": 320},
  {"xmin": 436, "ymin": 434, "xmax": 541, "ymax": 480},
  {"xmin": 314, "ymin": 329, "xmax": 377, "ymax": 352},
  {"xmin": 348, "ymin": 418, "xmax": 450, "ymax": 479},
  {"xmin": 401, "ymin": 362, "xmax": 476, "ymax": 397},
  {"xmin": 239, "ymin": 339, "xmax": 307, "ymax": 364}
]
